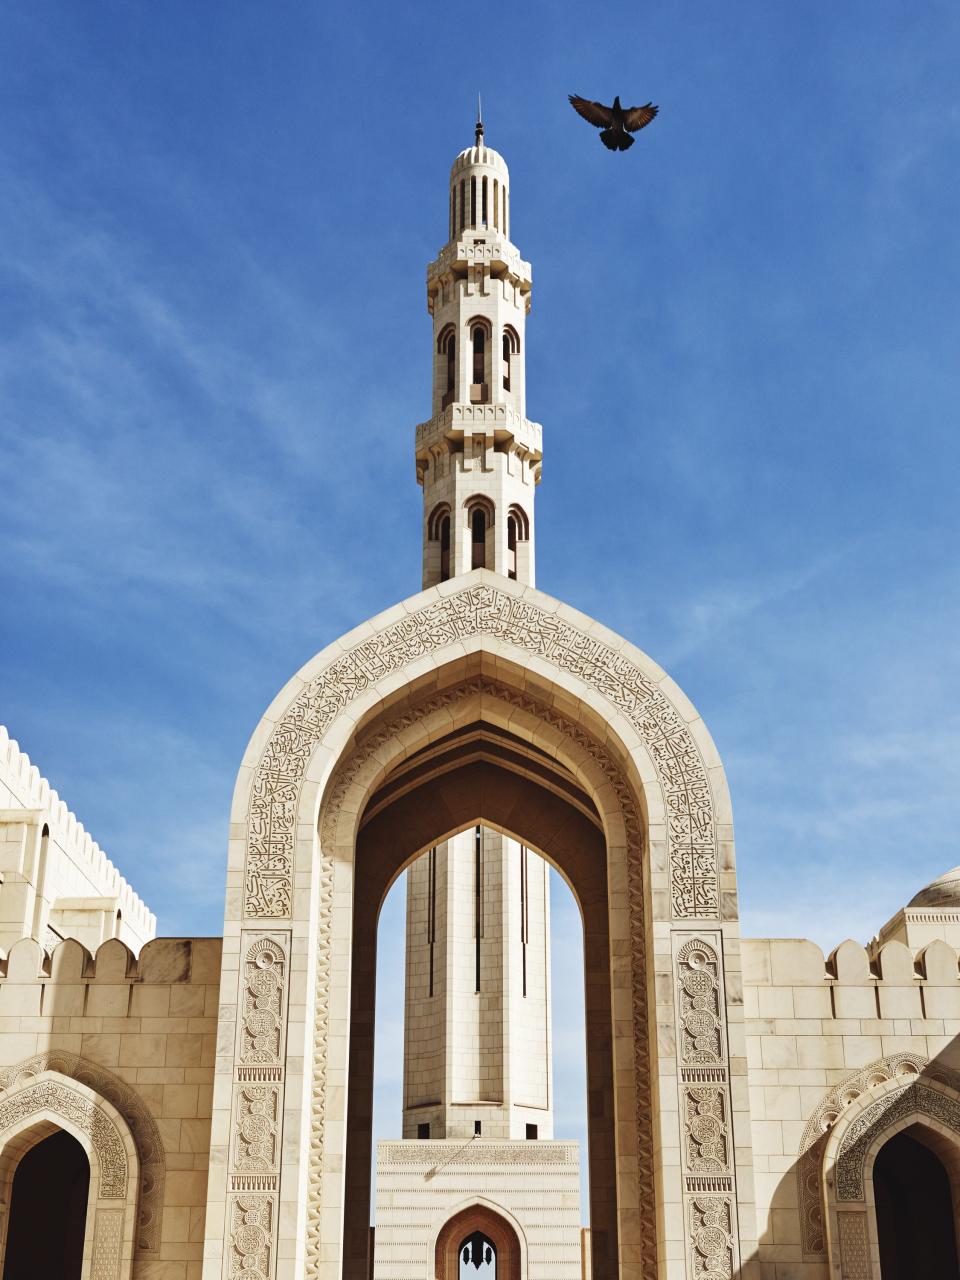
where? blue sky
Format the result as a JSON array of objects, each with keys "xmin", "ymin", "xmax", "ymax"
[{"xmin": 2, "ymin": 0, "xmax": 959, "ymax": 1171}]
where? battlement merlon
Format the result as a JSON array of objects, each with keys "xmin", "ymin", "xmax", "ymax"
[{"xmin": 0, "ymin": 726, "xmax": 157, "ymax": 953}]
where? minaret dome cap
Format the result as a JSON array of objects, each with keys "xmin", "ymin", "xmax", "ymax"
[{"xmin": 450, "ymin": 143, "xmax": 509, "ymax": 181}]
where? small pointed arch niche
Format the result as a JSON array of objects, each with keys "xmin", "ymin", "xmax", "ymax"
[
  {"xmin": 464, "ymin": 495, "xmax": 495, "ymax": 571},
  {"xmin": 437, "ymin": 324, "xmax": 457, "ymax": 409},
  {"xmin": 428, "ymin": 502, "xmax": 453, "ymax": 582},
  {"xmin": 466, "ymin": 316, "xmax": 492, "ymax": 403},
  {"xmin": 501, "ymin": 326, "xmax": 520, "ymax": 394}
]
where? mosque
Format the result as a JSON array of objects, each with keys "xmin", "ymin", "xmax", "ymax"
[{"xmin": 1, "ymin": 123, "xmax": 960, "ymax": 1280}]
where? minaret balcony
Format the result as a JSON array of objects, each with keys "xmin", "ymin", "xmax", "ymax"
[{"xmin": 415, "ymin": 403, "xmax": 542, "ymax": 463}]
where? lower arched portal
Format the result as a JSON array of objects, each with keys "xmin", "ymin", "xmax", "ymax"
[
  {"xmin": 2, "ymin": 1129, "xmax": 89, "ymax": 1280},
  {"xmin": 874, "ymin": 1129, "xmax": 960, "ymax": 1279},
  {"xmin": 436, "ymin": 1205, "xmax": 521, "ymax": 1280}
]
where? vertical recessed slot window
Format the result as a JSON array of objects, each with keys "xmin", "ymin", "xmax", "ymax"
[
  {"xmin": 474, "ymin": 1120, "xmax": 482, "ymax": 1136},
  {"xmin": 439, "ymin": 515, "xmax": 451, "ymax": 581},
  {"xmin": 417, "ymin": 1122, "xmax": 430, "ymax": 1139},
  {"xmin": 474, "ymin": 824, "xmax": 482, "ymax": 992},
  {"xmin": 472, "ymin": 327, "xmax": 485, "ymax": 385},
  {"xmin": 493, "ymin": 179, "xmax": 499, "ymax": 230},
  {"xmin": 526, "ymin": 1123, "xmax": 538, "ymax": 1140},
  {"xmin": 450, "ymin": 188, "xmax": 454, "ymax": 239},
  {"xmin": 482, "ymin": 176, "xmax": 488, "ymax": 227},
  {"xmin": 471, "ymin": 507, "xmax": 487, "ymax": 570},
  {"xmin": 428, "ymin": 846, "xmax": 437, "ymax": 996},
  {"xmin": 459, "ymin": 179, "xmax": 466, "ymax": 233},
  {"xmin": 470, "ymin": 176, "xmax": 477, "ymax": 228},
  {"xmin": 502, "ymin": 332, "xmax": 511, "ymax": 392},
  {"xmin": 520, "ymin": 845, "xmax": 529, "ymax": 992}
]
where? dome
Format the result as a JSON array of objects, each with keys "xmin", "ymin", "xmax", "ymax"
[
  {"xmin": 450, "ymin": 143, "xmax": 509, "ymax": 181},
  {"xmin": 908, "ymin": 866, "xmax": 960, "ymax": 908}
]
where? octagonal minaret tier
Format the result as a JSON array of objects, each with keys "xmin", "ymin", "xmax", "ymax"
[{"xmin": 416, "ymin": 120, "xmax": 542, "ymax": 587}]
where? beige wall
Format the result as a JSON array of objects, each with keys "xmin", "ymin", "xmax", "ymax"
[
  {"xmin": 743, "ymin": 932, "xmax": 960, "ymax": 1277},
  {"xmin": 0, "ymin": 933, "xmax": 220, "ymax": 1280}
]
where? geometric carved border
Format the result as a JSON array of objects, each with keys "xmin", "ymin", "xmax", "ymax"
[
  {"xmin": 244, "ymin": 581, "xmax": 719, "ymax": 921},
  {"xmin": 304, "ymin": 676, "xmax": 662, "ymax": 1279},
  {"xmin": 0, "ymin": 1052, "xmax": 164, "ymax": 1253}
]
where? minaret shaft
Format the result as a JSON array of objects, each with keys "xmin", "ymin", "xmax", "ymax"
[{"xmin": 402, "ymin": 827, "xmax": 553, "ymax": 1141}]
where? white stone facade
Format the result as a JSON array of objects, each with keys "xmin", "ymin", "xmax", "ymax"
[
  {"xmin": 372, "ymin": 1140, "xmax": 583, "ymax": 1280},
  {"xmin": 0, "ymin": 726, "xmax": 155, "ymax": 955}
]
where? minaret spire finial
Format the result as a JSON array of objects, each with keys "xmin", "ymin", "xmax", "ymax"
[{"xmin": 475, "ymin": 94, "xmax": 483, "ymax": 147}]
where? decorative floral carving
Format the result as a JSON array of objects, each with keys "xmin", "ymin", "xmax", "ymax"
[
  {"xmin": 244, "ymin": 583, "xmax": 719, "ymax": 922},
  {"xmin": 0, "ymin": 1078, "xmax": 126, "ymax": 1198},
  {"xmin": 684, "ymin": 1087, "xmax": 729, "ymax": 1172},
  {"xmin": 0, "ymin": 1051, "xmax": 165, "ymax": 1254},
  {"xmin": 676, "ymin": 938, "xmax": 723, "ymax": 1065},
  {"xmin": 239, "ymin": 938, "xmax": 287, "ymax": 1064},
  {"xmin": 234, "ymin": 1086, "xmax": 279, "ymax": 1173},
  {"xmin": 227, "ymin": 1193, "xmax": 275, "ymax": 1280},
  {"xmin": 306, "ymin": 677, "xmax": 663, "ymax": 1278},
  {"xmin": 687, "ymin": 1195, "xmax": 734, "ymax": 1279}
]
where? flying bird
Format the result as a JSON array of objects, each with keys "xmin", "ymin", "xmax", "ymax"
[{"xmin": 568, "ymin": 94, "xmax": 659, "ymax": 151}]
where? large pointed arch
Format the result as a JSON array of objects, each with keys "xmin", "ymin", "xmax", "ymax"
[{"xmin": 203, "ymin": 572, "xmax": 755, "ymax": 1280}]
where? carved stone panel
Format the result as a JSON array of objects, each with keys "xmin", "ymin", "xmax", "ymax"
[
  {"xmin": 0, "ymin": 1078, "xmax": 127, "ymax": 1199},
  {"xmin": 836, "ymin": 1212, "xmax": 871, "ymax": 1280},
  {"xmin": 0, "ymin": 1051, "xmax": 165, "ymax": 1255},
  {"xmin": 687, "ymin": 1194, "xmax": 735, "ymax": 1279},
  {"xmin": 90, "ymin": 1208, "xmax": 123, "ymax": 1280},
  {"xmin": 244, "ymin": 582, "xmax": 720, "ymax": 922},
  {"xmin": 226, "ymin": 934, "xmax": 290, "ymax": 1277}
]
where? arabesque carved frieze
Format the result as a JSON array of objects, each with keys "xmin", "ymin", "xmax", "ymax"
[
  {"xmin": 244, "ymin": 583, "xmax": 719, "ymax": 922},
  {"xmin": 0, "ymin": 1077, "xmax": 127, "ymax": 1199},
  {"xmin": 0, "ymin": 1051, "xmax": 164, "ymax": 1254}
]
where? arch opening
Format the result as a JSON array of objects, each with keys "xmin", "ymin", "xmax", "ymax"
[
  {"xmin": 874, "ymin": 1128, "xmax": 960, "ymax": 1279},
  {"xmin": 2, "ymin": 1128, "xmax": 89, "ymax": 1280},
  {"xmin": 339, "ymin": 703, "xmax": 633, "ymax": 1280},
  {"xmin": 435, "ymin": 1204, "xmax": 522, "ymax": 1280}
]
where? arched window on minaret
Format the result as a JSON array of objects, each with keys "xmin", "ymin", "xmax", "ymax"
[
  {"xmin": 502, "ymin": 326, "xmax": 519, "ymax": 393},
  {"xmin": 438, "ymin": 325, "xmax": 456, "ymax": 409},
  {"xmin": 507, "ymin": 504, "xmax": 529, "ymax": 581},
  {"xmin": 429, "ymin": 503, "xmax": 452, "ymax": 581},
  {"xmin": 493, "ymin": 178, "xmax": 499, "ymax": 230},
  {"xmin": 469, "ymin": 320, "xmax": 490, "ymax": 403},
  {"xmin": 466, "ymin": 497, "xmax": 493, "ymax": 571}
]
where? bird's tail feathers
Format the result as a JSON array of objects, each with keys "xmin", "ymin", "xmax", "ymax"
[{"xmin": 600, "ymin": 128, "xmax": 634, "ymax": 151}]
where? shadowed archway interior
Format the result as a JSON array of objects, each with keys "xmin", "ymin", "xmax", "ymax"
[
  {"xmin": 435, "ymin": 1204, "xmax": 521, "ymax": 1280},
  {"xmin": 874, "ymin": 1129, "xmax": 960, "ymax": 1279},
  {"xmin": 2, "ymin": 1129, "xmax": 89, "ymax": 1280},
  {"xmin": 340, "ymin": 719, "xmax": 629, "ymax": 1280}
]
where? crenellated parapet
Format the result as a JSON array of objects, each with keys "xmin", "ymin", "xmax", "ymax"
[{"xmin": 0, "ymin": 726, "xmax": 156, "ymax": 952}]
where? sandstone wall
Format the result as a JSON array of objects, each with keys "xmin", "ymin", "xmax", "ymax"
[
  {"xmin": 744, "ymin": 935, "xmax": 960, "ymax": 1277},
  {"xmin": 0, "ymin": 933, "xmax": 220, "ymax": 1280}
]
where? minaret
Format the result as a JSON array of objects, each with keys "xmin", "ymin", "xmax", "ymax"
[
  {"xmin": 416, "ymin": 112, "xmax": 542, "ymax": 587},
  {"xmin": 402, "ymin": 828, "xmax": 553, "ymax": 1141},
  {"xmin": 373, "ymin": 124, "xmax": 582, "ymax": 1280}
]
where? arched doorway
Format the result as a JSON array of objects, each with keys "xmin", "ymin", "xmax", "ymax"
[
  {"xmin": 435, "ymin": 1204, "xmax": 521, "ymax": 1280},
  {"xmin": 874, "ymin": 1129, "xmax": 959, "ymax": 1278},
  {"xmin": 209, "ymin": 578, "xmax": 750, "ymax": 1280},
  {"xmin": 2, "ymin": 1129, "xmax": 89, "ymax": 1280}
]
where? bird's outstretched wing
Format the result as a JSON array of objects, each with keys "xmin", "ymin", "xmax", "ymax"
[
  {"xmin": 568, "ymin": 95, "xmax": 614, "ymax": 129},
  {"xmin": 622, "ymin": 102, "xmax": 659, "ymax": 133}
]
